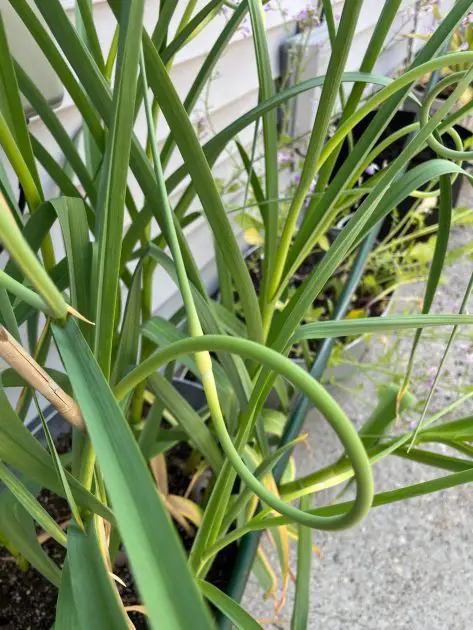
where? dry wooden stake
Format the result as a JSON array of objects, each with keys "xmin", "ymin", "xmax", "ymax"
[{"xmin": 0, "ymin": 325, "xmax": 84, "ymax": 429}]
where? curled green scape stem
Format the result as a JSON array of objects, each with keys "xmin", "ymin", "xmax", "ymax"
[{"xmin": 114, "ymin": 335, "xmax": 374, "ymax": 531}]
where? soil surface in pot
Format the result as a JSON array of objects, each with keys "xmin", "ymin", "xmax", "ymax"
[{"xmin": 0, "ymin": 434, "xmax": 236, "ymax": 629}]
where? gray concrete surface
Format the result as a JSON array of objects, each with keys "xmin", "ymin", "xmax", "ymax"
[{"xmin": 244, "ymin": 184, "xmax": 473, "ymax": 629}]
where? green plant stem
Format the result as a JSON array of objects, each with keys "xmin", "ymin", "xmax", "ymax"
[
  {"xmin": 0, "ymin": 270, "xmax": 51, "ymax": 315},
  {"xmin": 105, "ymin": 25, "xmax": 119, "ymax": 82},
  {"xmin": 76, "ymin": 0, "xmax": 105, "ymax": 72},
  {"xmin": 114, "ymin": 334, "xmax": 374, "ymax": 533},
  {"xmin": 246, "ymin": 0, "xmax": 278, "ymax": 327},
  {"xmin": 315, "ymin": 0, "xmax": 404, "ymax": 193},
  {"xmin": 322, "ymin": 0, "xmax": 353, "ymax": 150},
  {"xmin": 264, "ymin": 0, "xmax": 363, "ymax": 320},
  {"xmin": 139, "ymin": 39, "xmax": 228, "ymax": 414}
]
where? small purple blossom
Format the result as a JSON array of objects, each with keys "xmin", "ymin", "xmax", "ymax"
[
  {"xmin": 238, "ymin": 17, "xmax": 251, "ymax": 37},
  {"xmin": 365, "ymin": 163, "xmax": 379, "ymax": 176},
  {"xmin": 458, "ymin": 41, "xmax": 469, "ymax": 51},
  {"xmin": 426, "ymin": 366, "xmax": 437, "ymax": 388},
  {"xmin": 295, "ymin": 4, "xmax": 320, "ymax": 30},
  {"xmin": 462, "ymin": 10, "xmax": 473, "ymax": 24},
  {"xmin": 277, "ymin": 149, "xmax": 295, "ymax": 166}
]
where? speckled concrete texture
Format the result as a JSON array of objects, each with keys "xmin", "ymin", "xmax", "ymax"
[{"xmin": 243, "ymin": 183, "xmax": 473, "ymax": 629}]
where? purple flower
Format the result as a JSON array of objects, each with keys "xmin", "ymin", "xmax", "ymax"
[
  {"xmin": 277, "ymin": 149, "xmax": 294, "ymax": 166},
  {"xmin": 459, "ymin": 41, "xmax": 469, "ymax": 51},
  {"xmin": 238, "ymin": 18, "xmax": 251, "ymax": 37},
  {"xmin": 295, "ymin": 4, "xmax": 319, "ymax": 29},
  {"xmin": 365, "ymin": 163, "xmax": 379, "ymax": 176},
  {"xmin": 426, "ymin": 366, "xmax": 437, "ymax": 388},
  {"xmin": 463, "ymin": 11, "xmax": 473, "ymax": 24}
]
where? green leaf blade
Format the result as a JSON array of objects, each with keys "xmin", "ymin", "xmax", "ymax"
[{"xmin": 53, "ymin": 318, "xmax": 214, "ymax": 630}]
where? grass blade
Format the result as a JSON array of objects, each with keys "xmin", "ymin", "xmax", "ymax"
[
  {"xmin": 0, "ymin": 192, "xmax": 68, "ymax": 319},
  {"xmin": 144, "ymin": 246, "xmax": 250, "ymax": 407},
  {"xmin": 112, "ymin": 260, "xmax": 143, "ymax": 384},
  {"xmin": 0, "ymin": 110, "xmax": 41, "ymax": 211},
  {"xmin": 55, "ymin": 560, "xmax": 80, "ymax": 630},
  {"xmin": 140, "ymin": 30, "xmax": 263, "ymax": 343},
  {"xmin": 0, "ymin": 153, "xmax": 22, "ymax": 224},
  {"xmin": 215, "ymin": 237, "xmax": 235, "ymax": 314},
  {"xmin": 247, "ymin": 0, "xmax": 278, "ymax": 310},
  {"xmin": 291, "ymin": 314, "xmax": 473, "ymax": 344},
  {"xmin": 47, "ymin": 198, "xmax": 93, "ymax": 320},
  {"xmin": 165, "ymin": 72, "xmax": 400, "ymax": 201},
  {"xmin": 291, "ymin": 494, "xmax": 312, "ymax": 630},
  {"xmin": 28, "ymin": 0, "xmax": 205, "ymax": 298},
  {"xmin": 400, "ymin": 174, "xmax": 452, "ymax": 395},
  {"xmin": 0, "ymin": 378, "xmax": 113, "ymax": 522},
  {"xmin": 75, "ymin": 0, "xmax": 105, "ymax": 73},
  {"xmin": 68, "ymin": 521, "xmax": 129, "ymax": 630},
  {"xmin": 53, "ymin": 318, "xmax": 214, "ymax": 630},
  {"xmin": 147, "ymin": 372, "xmax": 223, "ymax": 472},
  {"xmin": 411, "ymin": 268, "xmax": 473, "ymax": 444},
  {"xmin": 0, "ymin": 269, "xmax": 50, "ymax": 314},
  {"xmin": 235, "ymin": 140, "xmax": 266, "ymax": 225},
  {"xmin": 0, "ymin": 459, "xmax": 67, "ymax": 547},
  {"xmin": 15, "ymin": 63, "xmax": 96, "ymax": 204},
  {"xmin": 93, "ymin": 0, "xmax": 145, "ymax": 378},
  {"xmin": 222, "ymin": 435, "xmax": 307, "ymax": 531},
  {"xmin": 34, "ymin": 396, "xmax": 85, "ymax": 531},
  {"xmin": 0, "ymin": 489, "xmax": 61, "ymax": 586},
  {"xmin": 316, "ymin": 0, "xmax": 404, "ymax": 190},
  {"xmin": 142, "ymin": 315, "xmax": 233, "ymax": 400},
  {"xmin": 234, "ymin": 465, "xmax": 473, "ymax": 533},
  {"xmin": 0, "ymin": 10, "xmax": 42, "ymax": 195},
  {"xmin": 31, "ymin": 137, "xmax": 86, "ymax": 202},
  {"xmin": 270, "ymin": 0, "xmax": 363, "ymax": 298},
  {"xmin": 0, "ymin": 286, "xmax": 20, "ymax": 340},
  {"xmin": 271, "ymin": 159, "xmax": 471, "ymax": 352},
  {"xmin": 159, "ymin": 0, "xmax": 250, "ymax": 167},
  {"xmin": 199, "ymin": 580, "xmax": 262, "ymax": 630}
]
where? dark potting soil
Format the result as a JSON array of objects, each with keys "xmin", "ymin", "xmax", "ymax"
[{"xmin": 0, "ymin": 436, "xmax": 237, "ymax": 629}]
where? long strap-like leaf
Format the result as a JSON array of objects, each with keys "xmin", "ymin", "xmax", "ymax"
[
  {"xmin": 93, "ymin": 0, "xmax": 144, "ymax": 378},
  {"xmin": 53, "ymin": 318, "xmax": 214, "ymax": 630}
]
